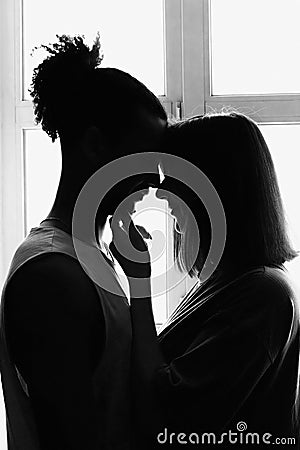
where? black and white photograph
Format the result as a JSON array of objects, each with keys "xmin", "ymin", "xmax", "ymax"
[{"xmin": 0, "ymin": 1, "xmax": 300, "ymax": 449}]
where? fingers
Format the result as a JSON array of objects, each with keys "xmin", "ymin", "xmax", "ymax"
[{"xmin": 109, "ymin": 212, "xmax": 149, "ymax": 257}]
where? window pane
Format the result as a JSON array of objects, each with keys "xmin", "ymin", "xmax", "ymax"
[
  {"xmin": 259, "ymin": 124, "xmax": 300, "ymax": 285},
  {"xmin": 133, "ymin": 192, "xmax": 197, "ymax": 323},
  {"xmin": 132, "ymin": 191, "xmax": 168, "ymax": 323},
  {"xmin": 23, "ymin": 0, "xmax": 165, "ymax": 99},
  {"xmin": 24, "ymin": 130, "xmax": 61, "ymax": 232},
  {"xmin": 211, "ymin": 0, "xmax": 300, "ymax": 95}
]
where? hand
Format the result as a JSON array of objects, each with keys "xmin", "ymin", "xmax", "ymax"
[{"xmin": 109, "ymin": 214, "xmax": 151, "ymax": 279}]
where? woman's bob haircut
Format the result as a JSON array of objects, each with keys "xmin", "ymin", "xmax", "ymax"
[{"xmin": 165, "ymin": 112, "xmax": 298, "ymax": 277}]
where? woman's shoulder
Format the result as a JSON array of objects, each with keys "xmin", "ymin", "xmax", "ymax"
[
  {"xmin": 248, "ymin": 265, "xmax": 299, "ymax": 301},
  {"xmin": 231, "ymin": 265, "xmax": 300, "ymax": 321}
]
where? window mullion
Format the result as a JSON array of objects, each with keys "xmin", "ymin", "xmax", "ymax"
[
  {"xmin": 181, "ymin": 0, "xmax": 206, "ymax": 118},
  {"xmin": 163, "ymin": 0, "xmax": 183, "ymax": 118},
  {"xmin": 16, "ymin": 101, "xmax": 35, "ymax": 126}
]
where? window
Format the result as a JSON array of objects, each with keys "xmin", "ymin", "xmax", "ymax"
[
  {"xmin": 259, "ymin": 124, "xmax": 300, "ymax": 282},
  {"xmin": 132, "ymin": 191, "xmax": 196, "ymax": 326},
  {"xmin": 210, "ymin": 0, "xmax": 300, "ymax": 96},
  {"xmin": 23, "ymin": 0, "xmax": 166, "ymax": 98},
  {"xmin": 204, "ymin": 0, "xmax": 300, "ymax": 290},
  {"xmin": 24, "ymin": 130, "xmax": 61, "ymax": 231}
]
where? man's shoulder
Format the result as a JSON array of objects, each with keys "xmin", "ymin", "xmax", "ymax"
[
  {"xmin": 9, "ymin": 251, "xmax": 89, "ymax": 287},
  {"xmin": 5, "ymin": 252, "xmax": 101, "ymax": 323}
]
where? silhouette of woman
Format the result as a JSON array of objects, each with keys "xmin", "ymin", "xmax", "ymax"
[{"xmin": 111, "ymin": 112, "xmax": 300, "ymax": 449}]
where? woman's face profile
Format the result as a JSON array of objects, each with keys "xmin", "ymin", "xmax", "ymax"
[{"xmin": 156, "ymin": 166, "xmax": 190, "ymax": 231}]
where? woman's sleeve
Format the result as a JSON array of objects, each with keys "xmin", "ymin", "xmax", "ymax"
[{"xmin": 153, "ymin": 275, "xmax": 293, "ymax": 434}]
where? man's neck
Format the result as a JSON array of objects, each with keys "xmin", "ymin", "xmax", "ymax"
[{"xmin": 45, "ymin": 171, "xmax": 106, "ymax": 245}]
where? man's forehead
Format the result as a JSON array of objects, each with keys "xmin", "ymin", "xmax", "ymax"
[{"xmin": 127, "ymin": 113, "xmax": 167, "ymax": 150}]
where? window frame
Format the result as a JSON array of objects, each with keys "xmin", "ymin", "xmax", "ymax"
[{"xmin": 181, "ymin": 0, "xmax": 300, "ymax": 122}]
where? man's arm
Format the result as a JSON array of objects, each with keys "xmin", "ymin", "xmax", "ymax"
[{"xmin": 4, "ymin": 253, "xmax": 104, "ymax": 450}]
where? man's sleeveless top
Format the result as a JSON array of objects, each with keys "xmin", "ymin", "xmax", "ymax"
[{"xmin": 0, "ymin": 224, "xmax": 132, "ymax": 450}]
